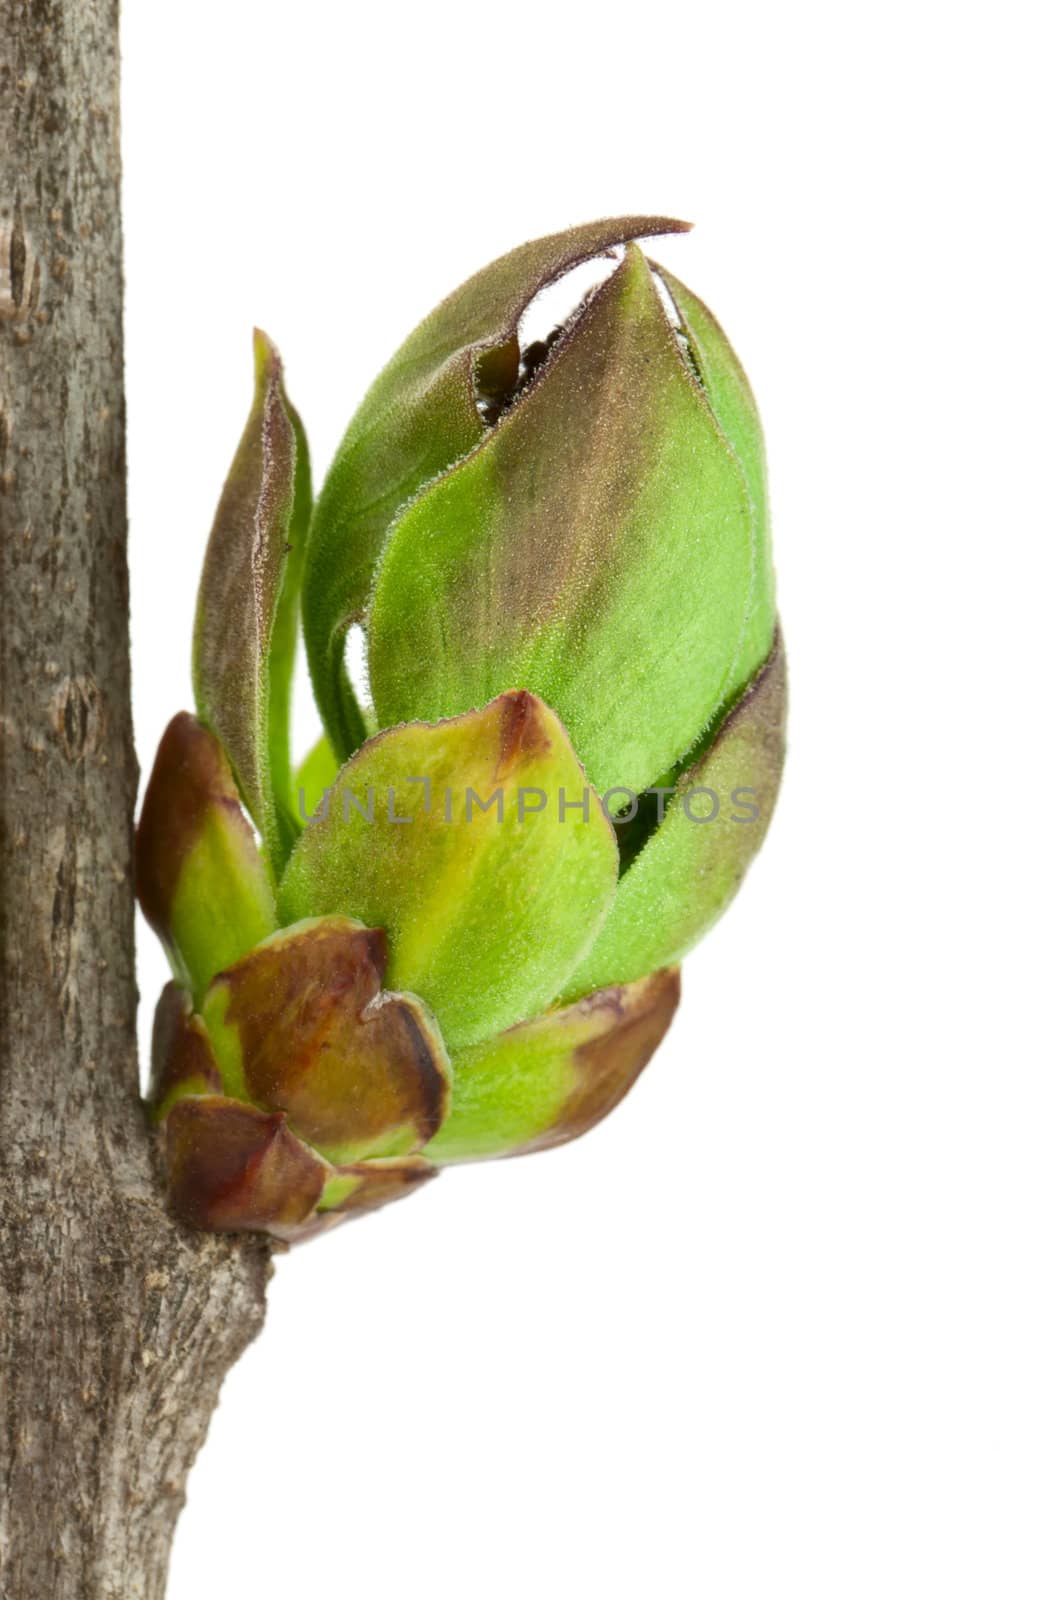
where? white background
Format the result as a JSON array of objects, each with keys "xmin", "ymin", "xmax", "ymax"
[{"xmin": 122, "ymin": 3, "xmax": 1048, "ymax": 1596}]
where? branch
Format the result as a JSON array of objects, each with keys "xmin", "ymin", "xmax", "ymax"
[{"xmin": 0, "ymin": 4, "xmax": 270, "ymax": 1594}]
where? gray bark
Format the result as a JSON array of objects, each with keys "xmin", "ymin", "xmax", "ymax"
[{"xmin": 0, "ymin": 4, "xmax": 271, "ymax": 1595}]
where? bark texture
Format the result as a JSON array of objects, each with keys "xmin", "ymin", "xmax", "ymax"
[{"xmin": 0, "ymin": 4, "xmax": 271, "ymax": 1595}]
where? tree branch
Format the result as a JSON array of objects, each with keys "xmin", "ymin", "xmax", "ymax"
[{"xmin": 0, "ymin": 4, "xmax": 270, "ymax": 1594}]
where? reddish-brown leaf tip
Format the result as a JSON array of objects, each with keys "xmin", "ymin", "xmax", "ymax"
[
  {"xmin": 212, "ymin": 917, "xmax": 451, "ymax": 1161},
  {"xmin": 135, "ymin": 712, "xmax": 247, "ymax": 941},
  {"xmin": 285, "ymin": 1157, "xmax": 439, "ymax": 1244},
  {"xmin": 148, "ymin": 981, "xmax": 222, "ymax": 1116},
  {"xmin": 494, "ymin": 689, "xmax": 554, "ymax": 780},
  {"xmin": 523, "ymin": 967, "xmax": 682, "ymax": 1154},
  {"xmin": 165, "ymin": 1096, "xmax": 326, "ymax": 1236}
]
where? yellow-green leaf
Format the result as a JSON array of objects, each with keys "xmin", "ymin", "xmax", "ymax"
[{"xmin": 277, "ymin": 692, "xmax": 619, "ymax": 1048}]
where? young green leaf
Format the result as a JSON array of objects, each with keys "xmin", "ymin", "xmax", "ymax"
[
  {"xmin": 563, "ymin": 636, "xmax": 787, "ymax": 999},
  {"xmin": 368, "ymin": 246, "xmax": 757, "ymax": 797},
  {"xmin": 654, "ymin": 263, "xmax": 776, "ymax": 685},
  {"xmin": 192, "ymin": 329, "xmax": 311, "ymax": 873},
  {"xmin": 303, "ymin": 216, "xmax": 689, "ymax": 761}
]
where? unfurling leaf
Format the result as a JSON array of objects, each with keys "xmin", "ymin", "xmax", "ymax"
[
  {"xmin": 368, "ymin": 245, "xmax": 756, "ymax": 796},
  {"xmin": 303, "ymin": 216, "xmax": 689, "ymax": 760},
  {"xmin": 193, "ymin": 330, "xmax": 311, "ymax": 871}
]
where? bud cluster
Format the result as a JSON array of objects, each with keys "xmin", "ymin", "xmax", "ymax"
[{"xmin": 137, "ymin": 219, "xmax": 786, "ymax": 1241}]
